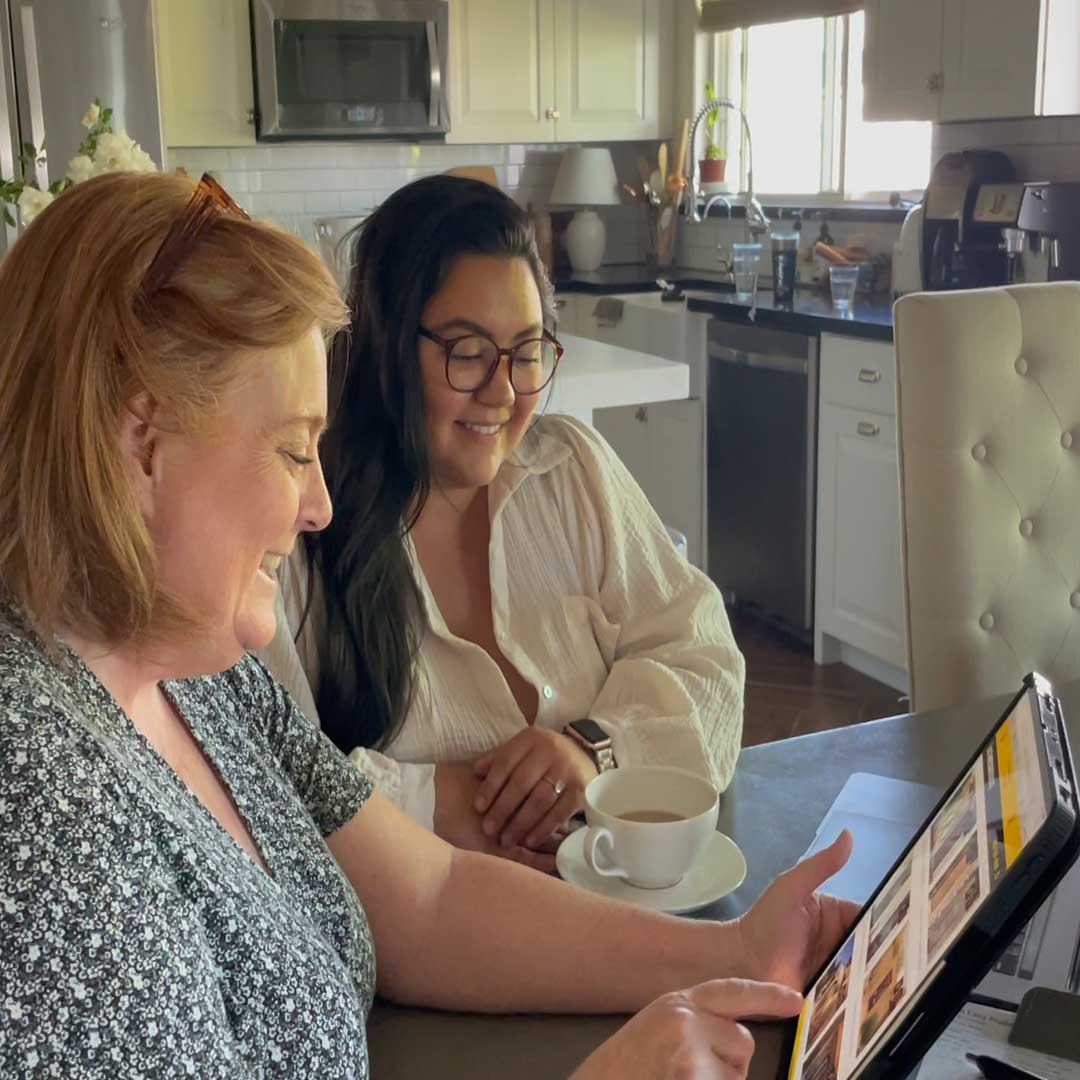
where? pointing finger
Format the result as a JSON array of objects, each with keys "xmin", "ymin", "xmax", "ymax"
[{"xmin": 690, "ymin": 979, "xmax": 804, "ymax": 1021}]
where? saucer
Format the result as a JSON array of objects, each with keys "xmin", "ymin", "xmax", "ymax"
[{"xmin": 556, "ymin": 830, "xmax": 747, "ymax": 914}]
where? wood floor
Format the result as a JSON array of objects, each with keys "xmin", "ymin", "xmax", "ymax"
[{"xmin": 729, "ymin": 611, "xmax": 909, "ymax": 747}]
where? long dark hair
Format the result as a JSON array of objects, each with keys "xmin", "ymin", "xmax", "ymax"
[{"xmin": 307, "ymin": 175, "xmax": 554, "ymax": 754}]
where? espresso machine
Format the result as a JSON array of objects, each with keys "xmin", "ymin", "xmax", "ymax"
[
  {"xmin": 1017, "ymin": 182, "xmax": 1080, "ymax": 281},
  {"xmin": 922, "ymin": 150, "xmax": 1017, "ymax": 290}
]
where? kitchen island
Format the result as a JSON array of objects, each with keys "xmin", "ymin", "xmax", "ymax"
[{"xmin": 545, "ymin": 332, "xmax": 689, "ymax": 426}]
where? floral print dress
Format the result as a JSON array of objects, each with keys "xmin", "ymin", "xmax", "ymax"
[{"xmin": 0, "ymin": 607, "xmax": 376, "ymax": 1078}]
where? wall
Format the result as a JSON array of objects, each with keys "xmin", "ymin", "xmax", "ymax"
[
  {"xmin": 931, "ymin": 116, "xmax": 1080, "ymax": 180},
  {"xmin": 167, "ymin": 140, "xmax": 648, "ymax": 267}
]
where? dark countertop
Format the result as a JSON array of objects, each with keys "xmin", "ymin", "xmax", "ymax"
[
  {"xmin": 368, "ymin": 682, "xmax": 1080, "ymax": 1079},
  {"xmin": 685, "ymin": 286, "xmax": 895, "ymax": 343},
  {"xmin": 554, "ymin": 264, "xmax": 734, "ymax": 294},
  {"xmin": 554, "ymin": 265, "xmax": 895, "ymax": 343}
]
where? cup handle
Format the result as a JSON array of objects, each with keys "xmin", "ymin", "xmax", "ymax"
[{"xmin": 583, "ymin": 826, "xmax": 625, "ymax": 879}]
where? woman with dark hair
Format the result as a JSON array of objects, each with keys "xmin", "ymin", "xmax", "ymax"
[{"xmin": 262, "ymin": 174, "xmax": 745, "ymax": 871}]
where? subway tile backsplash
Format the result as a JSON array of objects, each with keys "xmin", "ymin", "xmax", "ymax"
[
  {"xmin": 166, "ymin": 140, "xmax": 647, "ymax": 267},
  {"xmin": 931, "ymin": 116, "xmax": 1080, "ymax": 181}
]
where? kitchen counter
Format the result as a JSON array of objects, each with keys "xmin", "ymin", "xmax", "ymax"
[
  {"xmin": 545, "ymin": 332, "xmax": 689, "ymax": 425},
  {"xmin": 555, "ymin": 265, "xmax": 894, "ymax": 343},
  {"xmin": 684, "ymin": 287, "xmax": 894, "ymax": 343},
  {"xmin": 554, "ymin": 264, "xmax": 735, "ymax": 294}
]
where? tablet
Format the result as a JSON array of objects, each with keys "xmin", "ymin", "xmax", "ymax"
[{"xmin": 784, "ymin": 673, "xmax": 1079, "ymax": 1080}]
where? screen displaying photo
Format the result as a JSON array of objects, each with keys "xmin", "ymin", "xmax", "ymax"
[{"xmin": 787, "ymin": 694, "xmax": 1051, "ymax": 1080}]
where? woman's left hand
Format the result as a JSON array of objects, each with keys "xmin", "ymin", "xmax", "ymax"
[
  {"xmin": 734, "ymin": 831, "xmax": 860, "ymax": 991},
  {"xmin": 472, "ymin": 727, "xmax": 599, "ymax": 850}
]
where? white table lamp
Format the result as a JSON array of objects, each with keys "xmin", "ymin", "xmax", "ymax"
[{"xmin": 550, "ymin": 147, "xmax": 620, "ymax": 272}]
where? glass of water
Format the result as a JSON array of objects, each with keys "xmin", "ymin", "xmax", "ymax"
[
  {"xmin": 829, "ymin": 265, "xmax": 860, "ymax": 312},
  {"xmin": 732, "ymin": 242, "xmax": 762, "ymax": 302}
]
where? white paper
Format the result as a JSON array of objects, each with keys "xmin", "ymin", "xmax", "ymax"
[
  {"xmin": 803, "ymin": 773, "xmax": 941, "ymax": 904},
  {"xmin": 913, "ymin": 1001, "xmax": 1080, "ymax": 1080}
]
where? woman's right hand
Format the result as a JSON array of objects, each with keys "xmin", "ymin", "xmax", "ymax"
[
  {"xmin": 433, "ymin": 761, "xmax": 559, "ymax": 873},
  {"xmin": 571, "ymin": 979, "xmax": 803, "ymax": 1080}
]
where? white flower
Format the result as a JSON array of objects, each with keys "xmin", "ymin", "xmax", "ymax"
[
  {"xmin": 127, "ymin": 145, "xmax": 157, "ymax": 173},
  {"xmin": 92, "ymin": 130, "xmax": 136, "ymax": 170},
  {"xmin": 66, "ymin": 154, "xmax": 96, "ymax": 184},
  {"xmin": 81, "ymin": 102, "xmax": 100, "ymax": 128},
  {"xmin": 17, "ymin": 185, "xmax": 54, "ymax": 225}
]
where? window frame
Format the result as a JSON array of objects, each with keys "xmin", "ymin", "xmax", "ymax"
[{"xmin": 704, "ymin": 14, "xmax": 929, "ymax": 205}]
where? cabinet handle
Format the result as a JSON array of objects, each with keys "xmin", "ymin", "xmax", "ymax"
[
  {"xmin": 545, "ymin": 106, "xmax": 561, "ymax": 120},
  {"xmin": 857, "ymin": 421, "xmax": 880, "ymax": 438},
  {"xmin": 635, "ymin": 406, "xmax": 648, "ymax": 423},
  {"xmin": 927, "ymin": 72, "xmax": 944, "ymax": 93},
  {"xmin": 246, "ymin": 107, "xmax": 256, "ymax": 125},
  {"xmin": 857, "ymin": 368, "xmax": 881, "ymax": 383}
]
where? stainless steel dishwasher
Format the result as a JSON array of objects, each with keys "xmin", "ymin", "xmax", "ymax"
[{"xmin": 706, "ymin": 319, "xmax": 818, "ymax": 637}]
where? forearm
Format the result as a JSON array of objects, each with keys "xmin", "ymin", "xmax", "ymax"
[
  {"xmin": 380, "ymin": 847, "xmax": 749, "ymax": 1013},
  {"xmin": 590, "ymin": 659, "xmax": 744, "ymax": 793}
]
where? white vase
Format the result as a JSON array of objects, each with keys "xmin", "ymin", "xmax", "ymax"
[{"xmin": 564, "ymin": 209, "xmax": 606, "ymax": 272}]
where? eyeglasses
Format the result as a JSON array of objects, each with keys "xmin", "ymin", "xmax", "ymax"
[
  {"xmin": 137, "ymin": 172, "xmax": 250, "ymax": 305},
  {"xmin": 418, "ymin": 326, "xmax": 563, "ymax": 395}
]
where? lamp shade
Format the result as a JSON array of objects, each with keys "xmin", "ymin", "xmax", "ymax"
[{"xmin": 550, "ymin": 148, "xmax": 619, "ymax": 207}]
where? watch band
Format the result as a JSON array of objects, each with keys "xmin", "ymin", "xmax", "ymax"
[
  {"xmin": 564, "ymin": 724, "xmax": 617, "ymax": 773},
  {"xmin": 592, "ymin": 742, "xmax": 617, "ymax": 773}
]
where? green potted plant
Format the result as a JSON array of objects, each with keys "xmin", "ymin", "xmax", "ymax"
[{"xmin": 700, "ymin": 82, "xmax": 727, "ymax": 185}]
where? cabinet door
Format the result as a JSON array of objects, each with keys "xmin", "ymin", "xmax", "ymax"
[
  {"xmin": 447, "ymin": 0, "xmax": 557, "ymax": 143},
  {"xmin": 574, "ymin": 297, "xmax": 640, "ymax": 351},
  {"xmin": 815, "ymin": 403, "xmax": 907, "ymax": 669},
  {"xmin": 553, "ymin": 293, "xmax": 580, "ymax": 336},
  {"xmin": 593, "ymin": 398, "xmax": 706, "ymax": 569},
  {"xmin": 940, "ymin": 0, "xmax": 1042, "ymax": 121},
  {"xmin": 155, "ymin": 0, "xmax": 255, "ymax": 147},
  {"xmin": 862, "ymin": 0, "xmax": 944, "ymax": 122},
  {"xmin": 552, "ymin": 0, "xmax": 667, "ymax": 141}
]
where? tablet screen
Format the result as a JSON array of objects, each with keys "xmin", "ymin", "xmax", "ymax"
[{"xmin": 787, "ymin": 692, "xmax": 1052, "ymax": 1080}]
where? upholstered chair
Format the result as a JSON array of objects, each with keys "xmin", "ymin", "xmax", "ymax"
[{"xmin": 894, "ymin": 283, "xmax": 1080, "ymax": 711}]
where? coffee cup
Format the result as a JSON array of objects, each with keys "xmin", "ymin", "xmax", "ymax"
[{"xmin": 582, "ymin": 766, "xmax": 719, "ymax": 889}]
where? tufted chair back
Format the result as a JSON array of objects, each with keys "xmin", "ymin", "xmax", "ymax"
[{"xmin": 894, "ymin": 283, "xmax": 1080, "ymax": 712}]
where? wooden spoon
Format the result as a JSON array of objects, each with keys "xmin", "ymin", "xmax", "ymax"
[{"xmin": 658, "ymin": 142, "xmax": 669, "ymax": 187}]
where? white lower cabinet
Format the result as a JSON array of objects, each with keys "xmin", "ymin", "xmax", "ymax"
[
  {"xmin": 593, "ymin": 398, "xmax": 705, "ymax": 569},
  {"xmin": 814, "ymin": 336, "xmax": 908, "ymax": 692},
  {"xmin": 562, "ymin": 293, "xmax": 708, "ymax": 570}
]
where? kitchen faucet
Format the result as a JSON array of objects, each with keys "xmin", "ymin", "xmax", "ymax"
[{"xmin": 685, "ymin": 97, "xmax": 769, "ymax": 241}]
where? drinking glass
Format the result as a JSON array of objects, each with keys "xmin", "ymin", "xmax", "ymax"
[
  {"xmin": 732, "ymin": 242, "xmax": 762, "ymax": 302},
  {"xmin": 829, "ymin": 265, "xmax": 860, "ymax": 312}
]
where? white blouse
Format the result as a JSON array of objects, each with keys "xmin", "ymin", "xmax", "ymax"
[{"xmin": 259, "ymin": 414, "xmax": 745, "ymax": 831}]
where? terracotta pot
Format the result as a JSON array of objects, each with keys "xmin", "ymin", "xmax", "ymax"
[{"xmin": 699, "ymin": 158, "xmax": 727, "ymax": 184}]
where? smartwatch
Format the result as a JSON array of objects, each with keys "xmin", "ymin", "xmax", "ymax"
[{"xmin": 563, "ymin": 719, "xmax": 617, "ymax": 773}]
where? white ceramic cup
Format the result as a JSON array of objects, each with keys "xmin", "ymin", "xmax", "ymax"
[{"xmin": 583, "ymin": 766, "xmax": 719, "ymax": 889}]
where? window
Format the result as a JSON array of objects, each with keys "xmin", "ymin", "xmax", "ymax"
[{"xmin": 709, "ymin": 11, "xmax": 932, "ymax": 199}]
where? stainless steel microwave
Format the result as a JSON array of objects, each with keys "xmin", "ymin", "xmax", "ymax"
[{"xmin": 251, "ymin": 0, "xmax": 449, "ymax": 139}]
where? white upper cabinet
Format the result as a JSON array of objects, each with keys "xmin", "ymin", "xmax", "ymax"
[
  {"xmin": 939, "ymin": 0, "xmax": 1046, "ymax": 121},
  {"xmin": 552, "ymin": 0, "xmax": 665, "ymax": 142},
  {"xmin": 862, "ymin": 0, "xmax": 944, "ymax": 122},
  {"xmin": 863, "ymin": 0, "xmax": 1080, "ymax": 123},
  {"xmin": 155, "ymin": 0, "xmax": 256, "ymax": 147},
  {"xmin": 448, "ymin": 0, "xmax": 672, "ymax": 143},
  {"xmin": 448, "ymin": 0, "xmax": 557, "ymax": 143}
]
